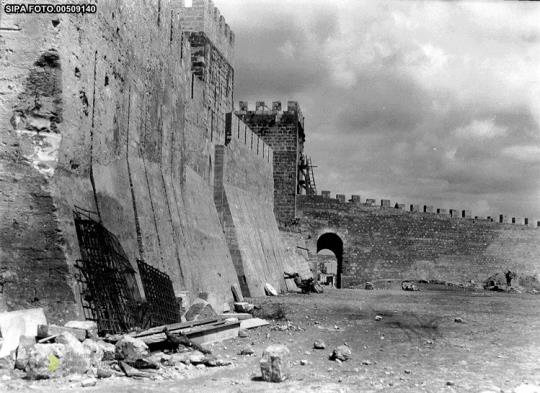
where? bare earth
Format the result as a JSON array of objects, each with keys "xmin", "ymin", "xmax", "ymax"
[{"xmin": 4, "ymin": 287, "xmax": 540, "ymax": 393}]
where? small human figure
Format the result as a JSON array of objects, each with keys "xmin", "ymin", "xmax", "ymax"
[{"xmin": 505, "ymin": 270, "xmax": 516, "ymax": 287}]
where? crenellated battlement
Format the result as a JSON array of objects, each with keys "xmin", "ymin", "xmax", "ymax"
[
  {"xmin": 309, "ymin": 191, "xmax": 539, "ymax": 227},
  {"xmin": 235, "ymin": 101, "xmax": 305, "ymax": 134},
  {"xmin": 225, "ymin": 113, "xmax": 273, "ymax": 165},
  {"xmin": 179, "ymin": 0, "xmax": 235, "ymax": 63}
]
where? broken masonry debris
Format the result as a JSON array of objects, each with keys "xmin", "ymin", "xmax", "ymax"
[
  {"xmin": 260, "ymin": 344, "xmax": 290, "ymax": 382},
  {"xmin": 234, "ymin": 302, "xmax": 254, "ymax": 313},
  {"xmin": 401, "ymin": 281, "xmax": 419, "ymax": 291},
  {"xmin": 330, "ymin": 345, "xmax": 352, "ymax": 362},
  {"xmin": 313, "ymin": 340, "xmax": 326, "ymax": 350},
  {"xmin": 264, "ymin": 283, "xmax": 279, "ymax": 296}
]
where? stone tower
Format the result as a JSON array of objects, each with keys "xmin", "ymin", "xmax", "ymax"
[{"xmin": 235, "ymin": 101, "xmax": 305, "ymax": 225}]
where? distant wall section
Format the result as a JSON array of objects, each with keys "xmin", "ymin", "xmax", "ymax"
[{"xmin": 297, "ymin": 194, "xmax": 540, "ymax": 288}]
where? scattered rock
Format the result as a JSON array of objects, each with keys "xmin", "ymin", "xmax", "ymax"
[
  {"xmin": 446, "ymin": 381, "xmax": 455, "ymax": 386},
  {"xmin": 240, "ymin": 347, "xmax": 255, "ymax": 356},
  {"xmin": 404, "ymin": 369, "xmax": 411, "ymax": 374},
  {"xmin": 82, "ymin": 339, "xmax": 104, "ymax": 367},
  {"xmin": 95, "ymin": 340, "xmax": 115, "ymax": 361},
  {"xmin": 128, "ymin": 358, "xmax": 160, "ymax": 369},
  {"xmin": 96, "ymin": 368, "xmax": 112, "ymax": 379},
  {"xmin": 185, "ymin": 298, "xmax": 217, "ymax": 321},
  {"xmin": 264, "ymin": 283, "xmax": 278, "ymax": 296},
  {"xmin": 365, "ymin": 282, "xmax": 374, "ymax": 290},
  {"xmin": 55, "ymin": 331, "xmax": 92, "ymax": 374},
  {"xmin": 119, "ymin": 361, "xmax": 153, "ymax": 378},
  {"xmin": 374, "ymin": 315, "xmax": 383, "ymax": 321},
  {"xmin": 361, "ymin": 360, "xmax": 371, "ymax": 365},
  {"xmin": 115, "ymin": 335, "xmax": 149, "ymax": 362},
  {"xmin": 15, "ymin": 335, "xmax": 35, "ymax": 370},
  {"xmin": 234, "ymin": 302, "xmax": 254, "ymax": 313},
  {"xmin": 401, "ymin": 281, "xmax": 419, "ymax": 291},
  {"xmin": 454, "ymin": 317, "xmax": 464, "ymax": 323},
  {"xmin": 300, "ymin": 359, "xmax": 308, "ymax": 366},
  {"xmin": 260, "ymin": 344, "xmax": 290, "ymax": 382},
  {"xmin": 313, "ymin": 340, "xmax": 326, "ymax": 350},
  {"xmin": 238, "ymin": 329, "xmax": 249, "ymax": 338},
  {"xmin": 65, "ymin": 321, "xmax": 98, "ymax": 339},
  {"xmin": 188, "ymin": 350, "xmax": 206, "ymax": 364},
  {"xmin": 204, "ymin": 355, "xmax": 232, "ymax": 367},
  {"xmin": 81, "ymin": 377, "xmax": 97, "ymax": 387},
  {"xmin": 24, "ymin": 343, "xmax": 66, "ymax": 379},
  {"xmin": 330, "ymin": 345, "xmax": 351, "ymax": 362}
]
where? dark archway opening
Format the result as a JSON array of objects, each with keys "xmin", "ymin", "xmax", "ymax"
[{"xmin": 317, "ymin": 233, "xmax": 344, "ymax": 288}]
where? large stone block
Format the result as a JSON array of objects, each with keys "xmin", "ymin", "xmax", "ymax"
[{"xmin": 260, "ymin": 344, "xmax": 290, "ymax": 382}]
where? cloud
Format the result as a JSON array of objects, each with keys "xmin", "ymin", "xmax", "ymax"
[
  {"xmin": 453, "ymin": 119, "xmax": 507, "ymax": 139},
  {"xmin": 215, "ymin": 0, "xmax": 540, "ymax": 219}
]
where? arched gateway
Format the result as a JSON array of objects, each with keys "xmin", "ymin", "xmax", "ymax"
[{"xmin": 316, "ymin": 232, "xmax": 344, "ymax": 288}]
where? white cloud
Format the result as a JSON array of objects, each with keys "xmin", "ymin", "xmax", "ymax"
[
  {"xmin": 502, "ymin": 145, "xmax": 540, "ymax": 163},
  {"xmin": 453, "ymin": 119, "xmax": 507, "ymax": 139}
]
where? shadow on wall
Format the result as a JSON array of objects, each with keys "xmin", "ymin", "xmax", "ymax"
[{"xmin": 317, "ymin": 233, "xmax": 343, "ymax": 288}]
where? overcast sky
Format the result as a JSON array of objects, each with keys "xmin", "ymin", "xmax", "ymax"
[{"xmin": 214, "ymin": 0, "xmax": 540, "ymax": 221}]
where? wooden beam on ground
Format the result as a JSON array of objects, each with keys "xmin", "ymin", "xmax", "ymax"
[
  {"xmin": 131, "ymin": 317, "xmax": 220, "ymax": 338},
  {"xmin": 37, "ymin": 324, "xmax": 86, "ymax": 341},
  {"xmin": 240, "ymin": 318, "xmax": 269, "ymax": 330},
  {"xmin": 137, "ymin": 320, "xmax": 240, "ymax": 345},
  {"xmin": 218, "ymin": 313, "xmax": 252, "ymax": 320}
]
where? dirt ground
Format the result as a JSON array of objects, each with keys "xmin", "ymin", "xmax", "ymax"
[{"xmin": 4, "ymin": 287, "xmax": 540, "ymax": 393}]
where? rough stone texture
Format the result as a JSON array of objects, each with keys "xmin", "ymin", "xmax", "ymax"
[
  {"xmin": 331, "ymin": 345, "xmax": 352, "ymax": 361},
  {"xmin": 64, "ymin": 320, "xmax": 98, "ymax": 338},
  {"xmin": 0, "ymin": 0, "xmax": 249, "ymax": 319},
  {"xmin": 24, "ymin": 343, "xmax": 66, "ymax": 379},
  {"xmin": 296, "ymin": 195, "xmax": 540, "ymax": 288},
  {"xmin": 235, "ymin": 104, "xmax": 305, "ymax": 226},
  {"xmin": 213, "ymin": 120, "xmax": 288, "ymax": 297},
  {"xmin": 184, "ymin": 298, "xmax": 217, "ymax": 321},
  {"xmin": 260, "ymin": 344, "xmax": 290, "ymax": 382},
  {"xmin": 115, "ymin": 335, "xmax": 149, "ymax": 362}
]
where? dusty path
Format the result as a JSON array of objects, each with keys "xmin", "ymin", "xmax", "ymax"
[{"xmin": 4, "ymin": 287, "xmax": 540, "ymax": 392}]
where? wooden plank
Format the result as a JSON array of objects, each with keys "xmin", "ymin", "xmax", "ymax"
[
  {"xmin": 240, "ymin": 318, "xmax": 269, "ymax": 330},
  {"xmin": 139, "ymin": 320, "xmax": 239, "ymax": 345},
  {"xmin": 37, "ymin": 324, "xmax": 86, "ymax": 341},
  {"xmin": 218, "ymin": 313, "xmax": 252, "ymax": 320},
  {"xmin": 131, "ymin": 317, "xmax": 220, "ymax": 338}
]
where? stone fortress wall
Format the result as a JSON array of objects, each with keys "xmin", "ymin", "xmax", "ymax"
[
  {"xmin": 296, "ymin": 192, "xmax": 540, "ymax": 288},
  {"xmin": 0, "ymin": 0, "xmax": 291, "ymax": 323}
]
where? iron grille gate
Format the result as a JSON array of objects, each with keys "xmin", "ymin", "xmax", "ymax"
[
  {"xmin": 73, "ymin": 207, "xmax": 181, "ymax": 334},
  {"xmin": 137, "ymin": 259, "xmax": 180, "ymax": 327},
  {"xmin": 73, "ymin": 208, "xmax": 138, "ymax": 335}
]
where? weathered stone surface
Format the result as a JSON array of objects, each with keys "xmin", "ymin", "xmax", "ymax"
[
  {"xmin": 37, "ymin": 324, "xmax": 86, "ymax": 341},
  {"xmin": 0, "ymin": 308, "xmax": 46, "ymax": 358},
  {"xmin": 188, "ymin": 351, "xmax": 206, "ymax": 365},
  {"xmin": 260, "ymin": 344, "xmax": 290, "ymax": 382},
  {"xmin": 81, "ymin": 378, "xmax": 97, "ymax": 387},
  {"xmin": 330, "ymin": 345, "xmax": 352, "ymax": 362},
  {"xmin": 115, "ymin": 336, "xmax": 149, "ymax": 362},
  {"xmin": 15, "ymin": 335, "xmax": 35, "ymax": 370},
  {"xmin": 82, "ymin": 339, "xmax": 104, "ymax": 367},
  {"xmin": 65, "ymin": 321, "xmax": 98, "ymax": 338},
  {"xmin": 264, "ymin": 283, "xmax": 278, "ymax": 296},
  {"xmin": 184, "ymin": 299, "xmax": 217, "ymax": 322},
  {"xmin": 231, "ymin": 284, "xmax": 244, "ymax": 302},
  {"xmin": 24, "ymin": 343, "xmax": 66, "ymax": 379},
  {"xmin": 313, "ymin": 340, "xmax": 326, "ymax": 350},
  {"xmin": 55, "ymin": 332, "xmax": 92, "ymax": 374},
  {"xmin": 234, "ymin": 302, "xmax": 254, "ymax": 313},
  {"xmin": 95, "ymin": 341, "xmax": 115, "ymax": 361}
]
